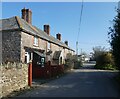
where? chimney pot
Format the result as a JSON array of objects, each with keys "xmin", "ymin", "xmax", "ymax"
[
  {"xmin": 44, "ymin": 25, "xmax": 50, "ymax": 35},
  {"xmin": 56, "ymin": 33, "xmax": 61, "ymax": 41},
  {"xmin": 65, "ymin": 41, "xmax": 68, "ymax": 46},
  {"xmin": 21, "ymin": 8, "xmax": 32, "ymax": 24}
]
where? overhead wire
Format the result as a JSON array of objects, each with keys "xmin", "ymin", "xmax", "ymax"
[
  {"xmin": 76, "ymin": 0, "xmax": 84, "ymax": 55},
  {"xmin": 77, "ymin": 0, "xmax": 84, "ymax": 42}
]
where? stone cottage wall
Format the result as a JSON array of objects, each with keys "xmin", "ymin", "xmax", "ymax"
[
  {"xmin": 21, "ymin": 32, "xmax": 47, "ymax": 63},
  {"xmin": 2, "ymin": 31, "xmax": 21, "ymax": 63},
  {"xmin": 50, "ymin": 43, "xmax": 60, "ymax": 65},
  {"xmin": 0, "ymin": 63, "xmax": 28, "ymax": 98},
  {"xmin": 51, "ymin": 43, "xmax": 60, "ymax": 57}
]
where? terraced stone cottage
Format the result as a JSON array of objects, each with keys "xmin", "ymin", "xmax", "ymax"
[{"xmin": 0, "ymin": 8, "xmax": 75, "ymax": 78}]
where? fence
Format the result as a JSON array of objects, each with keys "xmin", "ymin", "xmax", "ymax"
[{"xmin": 32, "ymin": 63, "xmax": 64, "ymax": 79}]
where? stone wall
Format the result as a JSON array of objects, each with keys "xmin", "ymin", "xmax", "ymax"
[
  {"xmin": 2, "ymin": 31, "xmax": 21, "ymax": 63},
  {"xmin": 21, "ymin": 31, "xmax": 34, "ymax": 63},
  {"xmin": 0, "ymin": 31, "xmax": 2, "ymax": 63},
  {"xmin": 21, "ymin": 32, "xmax": 47, "ymax": 63},
  {"xmin": 0, "ymin": 63, "xmax": 28, "ymax": 98}
]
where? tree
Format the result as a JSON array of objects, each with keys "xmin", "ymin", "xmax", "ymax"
[
  {"xmin": 92, "ymin": 46, "xmax": 115, "ymax": 70},
  {"xmin": 108, "ymin": 9, "xmax": 120, "ymax": 70},
  {"xmin": 94, "ymin": 52, "xmax": 115, "ymax": 70},
  {"xmin": 92, "ymin": 46, "xmax": 106, "ymax": 61}
]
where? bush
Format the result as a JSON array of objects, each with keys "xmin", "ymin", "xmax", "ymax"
[
  {"xmin": 95, "ymin": 64, "xmax": 116, "ymax": 70},
  {"xmin": 74, "ymin": 61, "xmax": 83, "ymax": 69},
  {"xmin": 64, "ymin": 59, "xmax": 74, "ymax": 70},
  {"xmin": 95, "ymin": 52, "xmax": 116, "ymax": 70}
]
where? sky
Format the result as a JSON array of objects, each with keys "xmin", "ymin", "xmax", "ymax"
[{"xmin": 1, "ymin": 2, "xmax": 118, "ymax": 54}]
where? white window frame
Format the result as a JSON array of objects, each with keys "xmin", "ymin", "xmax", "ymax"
[
  {"xmin": 47, "ymin": 42, "xmax": 51, "ymax": 50},
  {"xmin": 25, "ymin": 52, "xmax": 30, "ymax": 63},
  {"xmin": 34, "ymin": 36, "xmax": 38, "ymax": 46}
]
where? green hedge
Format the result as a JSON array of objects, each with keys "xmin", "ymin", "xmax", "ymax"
[
  {"xmin": 94, "ymin": 64, "xmax": 117, "ymax": 70},
  {"xmin": 73, "ymin": 61, "xmax": 83, "ymax": 69}
]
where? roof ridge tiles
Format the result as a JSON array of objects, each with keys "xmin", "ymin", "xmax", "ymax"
[{"xmin": 15, "ymin": 16, "xmax": 23, "ymax": 29}]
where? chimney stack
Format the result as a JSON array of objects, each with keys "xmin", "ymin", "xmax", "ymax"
[
  {"xmin": 21, "ymin": 8, "xmax": 32, "ymax": 24},
  {"xmin": 65, "ymin": 41, "xmax": 68, "ymax": 46},
  {"xmin": 56, "ymin": 33, "xmax": 61, "ymax": 41},
  {"xmin": 44, "ymin": 25, "xmax": 50, "ymax": 35}
]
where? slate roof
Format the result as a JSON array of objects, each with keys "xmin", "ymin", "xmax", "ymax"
[
  {"xmin": 0, "ymin": 16, "xmax": 74, "ymax": 51},
  {"xmin": 0, "ymin": 17, "xmax": 19, "ymax": 31}
]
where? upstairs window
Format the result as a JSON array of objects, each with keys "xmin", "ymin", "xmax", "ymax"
[
  {"xmin": 34, "ymin": 36, "xmax": 38, "ymax": 46},
  {"xmin": 47, "ymin": 42, "xmax": 51, "ymax": 50}
]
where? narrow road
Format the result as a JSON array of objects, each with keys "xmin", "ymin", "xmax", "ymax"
[{"xmin": 17, "ymin": 63, "xmax": 120, "ymax": 97}]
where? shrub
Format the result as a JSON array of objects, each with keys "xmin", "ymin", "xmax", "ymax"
[
  {"xmin": 95, "ymin": 52, "xmax": 116, "ymax": 70},
  {"xmin": 108, "ymin": 9, "xmax": 120, "ymax": 71},
  {"xmin": 74, "ymin": 61, "xmax": 83, "ymax": 69}
]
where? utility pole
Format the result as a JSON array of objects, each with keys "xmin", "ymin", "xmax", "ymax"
[
  {"xmin": 81, "ymin": 48, "xmax": 82, "ymax": 55},
  {"xmin": 76, "ymin": 0, "xmax": 84, "ymax": 55},
  {"xmin": 76, "ymin": 41, "xmax": 78, "ymax": 55}
]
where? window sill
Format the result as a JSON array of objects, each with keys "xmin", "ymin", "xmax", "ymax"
[{"xmin": 33, "ymin": 44, "xmax": 39, "ymax": 47}]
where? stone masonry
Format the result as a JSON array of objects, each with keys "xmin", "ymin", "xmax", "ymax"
[
  {"xmin": 0, "ymin": 31, "xmax": 2, "ymax": 63},
  {"xmin": 2, "ymin": 31, "xmax": 21, "ymax": 63},
  {"xmin": 0, "ymin": 63, "xmax": 28, "ymax": 98}
]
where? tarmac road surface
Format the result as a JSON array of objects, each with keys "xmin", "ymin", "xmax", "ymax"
[{"xmin": 16, "ymin": 62, "xmax": 120, "ymax": 97}]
